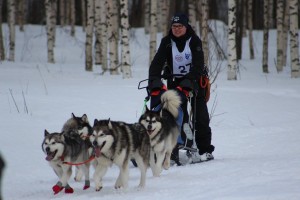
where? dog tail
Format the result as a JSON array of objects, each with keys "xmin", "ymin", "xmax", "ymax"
[{"xmin": 160, "ymin": 90, "xmax": 181, "ymax": 118}]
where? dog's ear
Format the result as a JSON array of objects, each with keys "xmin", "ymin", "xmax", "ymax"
[
  {"xmin": 44, "ymin": 129, "xmax": 49, "ymax": 136},
  {"xmin": 93, "ymin": 119, "xmax": 98, "ymax": 126},
  {"xmin": 72, "ymin": 113, "xmax": 76, "ymax": 118},
  {"xmin": 108, "ymin": 118, "xmax": 113, "ymax": 129},
  {"xmin": 82, "ymin": 114, "xmax": 89, "ymax": 122}
]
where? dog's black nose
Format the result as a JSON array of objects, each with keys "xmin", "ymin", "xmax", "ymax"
[
  {"xmin": 147, "ymin": 125, "xmax": 152, "ymax": 130},
  {"xmin": 93, "ymin": 141, "xmax": 98, "ymax": 146},
  {"xmin": 45, "ymin": 147, "xmax": 50, "ymax": 152}
]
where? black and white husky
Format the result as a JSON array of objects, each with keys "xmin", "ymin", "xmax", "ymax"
[
  {"xmin": 42, "ymin": 129, "xmax": 93, "ymax": 194},
  {"xmin": 139, "ymin": 90, "xmax": 181, "ymax": 176},
  {"xmin": 90, "ymin": 119, "xmax": 150, "ymax": 191}
]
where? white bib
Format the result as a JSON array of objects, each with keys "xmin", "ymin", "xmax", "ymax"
[{"xmin": 171, "ymin": 38, "xmax": 192, "ymax": 77}]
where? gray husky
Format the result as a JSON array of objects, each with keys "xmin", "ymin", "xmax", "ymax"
[
  {"xmin": 62, "ymin": 113, "xmax": 93, "ymax": 140},
  {"xmin": 42, "ymin": 130, "xmax": 92, "ymax": 194},
  {"xmin": 90, "ymin": 119, "xmax": 150, "ymax": 191},
  {"xmin": 61, "ymin": 113, "xmax": 94, "ymax": 182},
  {"xmin": 139, "ymin": 90, "xmax": 181, "ymax": 176}
]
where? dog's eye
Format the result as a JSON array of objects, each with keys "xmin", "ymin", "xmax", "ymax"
[
  {"xmin": 51, "ymin": 142, "xmax": 56, "ymax": 145},
  {"xmin": 152, "ymin": 120, "xmax": 156, "ymax": 123},
  {"xmin": 99, "ymin": 133, "xmax": 105, "ymax": 137}
]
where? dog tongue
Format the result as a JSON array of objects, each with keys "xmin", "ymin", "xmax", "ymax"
[
  {"xmin": 45, "ymin": 154, "xmax": 53, "ymax": 161},
  {"xmin": 95, "ymin": 147, "xmax": 101, "ymax": 157}
]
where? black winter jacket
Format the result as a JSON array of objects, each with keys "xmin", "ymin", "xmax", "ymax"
[{"xmin": 149, "ymin": 25, "xmax": 205, "ymax": 90}]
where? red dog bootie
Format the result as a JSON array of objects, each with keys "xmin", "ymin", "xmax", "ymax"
[
  {"xmin": 64, "ymin": 184, "xmax": 74, "ymax": 194},
  {"xmin": 52, "ymin": 184, "xmax": 64, "ymax": 195},
  {"xmin": 83, "ymin": 180, "xmax": 90, "ymax": 190}
]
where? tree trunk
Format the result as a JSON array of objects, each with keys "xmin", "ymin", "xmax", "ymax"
[
  {"xmin": 107, "ymin": 0, "xmax": 119, "ymax": 75},
  {"xmin": 7, "ymin": 0, "xmax": 16, "ymax": 61},
  {"xmin": 262, "ymin": 0, "xmax": 269, "ymax": 73},
  {"xmin": 227, "ymin": 0, "xmax": 237, "ymax": 80},
  {"xmin": 289, "ymin": 0, "xmax": 300, "ymax": 78},
  {"xmin": 282, "ymin": 1, "xmax": 289, "ymax": 67},
  {"xmin": 45, "ymin": 0, "xmax": 56, "ymax": 63},
  {"xmin": 120, "ymin": 0, "xmax": 132, "ymax": 78},
  {"xmin": 94, "ymin": 0, "xmax": 101, "ymax": 65},
  {"xmin": 149, "ymin": 0, "xmax": 158, "ymax": 64},
  {"xmin": 81, "ymin": 0, "xmax": 86, "ymax": 31},
  {"xmin": 0, "ymin": 0, "xmax": 5, "ymax": 60},
  {"xmin": 16, "ymin": 0, "xmax": 25, "ymax": 31},
  {"xmin": 59, "ymin": 0, "xmax": 65, "ymax": 26},
  {"xmin": 100, "ymin": 0, "xmax": 108, "ymax": 71},
  {"xmin": 70, "ymin": 0, "xmax": 75, "ymax": 36},
  {"xmin": 85, "ymin": 0, "xmax": 94, "ymax": 71},
  {"xmin": 188, "ymin": 0, "xmax": 196, "ymax": 31},
  {"xmin": 161, "ymin": 0, "xmax": 170, "ymax": 36},
  {"xmin": 144, "ymin": 0, "xmax": 150, "ymax": 34},
  {"xmin": 248, "ymin": 0, "xmax": 254, "ymax": 59},
  {"xmin": 276, "ymin": 0, "xmax": 284, "ymax": 72},
  {"xmin": 200, "ymin": 0, "xmax": 209, "ymax": 65}
]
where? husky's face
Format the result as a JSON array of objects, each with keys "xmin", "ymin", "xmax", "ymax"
[
  {"xmin": 42, "ymin": 130, "xmax": 65, "ymax": 161},
  {"xmin": 90, "ymin": 120, "xmax": 114, "ymax": 157},
  {"xmin": 72, "ymin": 113, "xmax": 92, "ymax": 139},
  {"xmin": 139, "ymin": 111, "xmax": 162, "ymax": 139}
]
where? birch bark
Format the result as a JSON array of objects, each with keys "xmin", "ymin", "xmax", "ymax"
[
  {"xmin": 120, "ymin": 0, "xmax": 132, "ymax": 78},
  {"xmin": 227, "ymin": 0, "xmax": 237, "ymax": 80}
]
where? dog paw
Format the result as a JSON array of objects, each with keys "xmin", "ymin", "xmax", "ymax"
[
  {"xmin": 52, "ymin": 184, "xmax": 64, "ymax": 195},
  {"xmin": 65, "ymin": 187, "xmax": 74, "ymax": 194},
  {"xmin": 95, "ymin": 186, "xmax": 103, "ymax": 192}
]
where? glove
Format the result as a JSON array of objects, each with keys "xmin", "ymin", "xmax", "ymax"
[
  {"xmin": 176, "ymin": 86, "xmax": 189, "ymax": 97},
  {"xmin": 149, "ymin": 79, "xmax": 163, "ymax": 91},
  {"xmin": 184, "ymin": 72, "xmax": 198, "ymax": 80},
  {"xmin": 151, "ymin": 84, "xmax": 167, "ymax": 96},
  {"xmin": 179, "ymin": 79, "xmax": 194, "ymax": 91},
  {"xmin": 149, "ymin": 79, "xmax": 167, "ymax": 96}
]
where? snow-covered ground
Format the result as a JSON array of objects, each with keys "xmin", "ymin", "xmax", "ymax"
[{"xmin": 0, "ymin": 23, "xmax": 300, "ymax": 200}]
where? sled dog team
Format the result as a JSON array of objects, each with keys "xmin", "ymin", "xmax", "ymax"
[{"xmin": 42, "ymin": 90, "xmax": 181, "ymax": 194}]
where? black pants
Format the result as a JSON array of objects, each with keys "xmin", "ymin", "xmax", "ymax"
[{"xmin": 191, "ymin": 88, "xmax": 215, "ymax": 154}]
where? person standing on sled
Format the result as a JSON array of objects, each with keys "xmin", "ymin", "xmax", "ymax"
[{"xmin": 148, "ymin": 13, "xmax": 215, "ymax": 165}]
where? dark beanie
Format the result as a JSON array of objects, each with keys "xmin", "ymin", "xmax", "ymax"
[{"xmin": 171, "ymin": 13, "xmax": 189, "ymax": 27}]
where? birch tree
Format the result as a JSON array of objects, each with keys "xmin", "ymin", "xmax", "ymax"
[
  {"xmin": 227, "ymin": 0, "xmax": 237, "ymax": 80},
  {"xmin": 120, "ymin": 0, "xmax": 132, "ymax": 78},
  {"xmin": 282, "ymin": 2, "xmax": 289, "ymax": 67},
  {"xmin": 45, "ymin": 0, "xmax": 57, "ymax": 63},
  {"xmin": 200, "ymin": 0, "xmax": 209, "ymax": 65},
  {"xmin": 85, "ymin": 0, "xmax": 94, "ymax": 71},
  {"xmin": 81, "ymin": 0, "xmax": 86, "ymax": 31},
  {"xmin": 70, "ymin": 0, "xmax": 75, "ymax": 36},
  {"xmin": 161, "ymin": 0, "xmax": 170, "ymax": 36},
  {"xmin": 276, "ymin": 0, "xmax": 284, "ymax": 72},
  {"xmin": 247, "ymin": 0, "xmax": 254, "ymax": 59},
  {"xmin": 59, "ymin": 0, "xmax": 65, "ymax": 26},
  {"xmin": 188, "ymin": 0, "xmax": 197, "ymax": 31},
  {"xmin": 16, "ymin": 0, "xmax": 25, "ymax": 31},
  {"xmin": 262, "ymin": 0, "xmax": 269, "ymax": 73},
  {"xmin": 7, "ymin": 0, "xmax": 16, "ymax": 61},
  {"xmin": 107, "ymin": 0, "xmax": 119, "ymax": 75},
  {"xmin": 149, "ymin": 0, "xmax": 158, "ymax": 63},
  {"xmin": 144, "ymin": 0, "xmax": 150, "ymax": 34},
  {"xmin": 94, "ymin": 0, "xmax": 101, "ymax": 64},
  {"xmin": 289, "ymin": 0, "xmax": 300, "ymax": 78},
  {"xmin": 100, "ymin": 0, "xmax": 108, "ymax": 72},
  {"xmin": 0, "ymin": 0, "xmax": 5, "ymax": 60}
]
